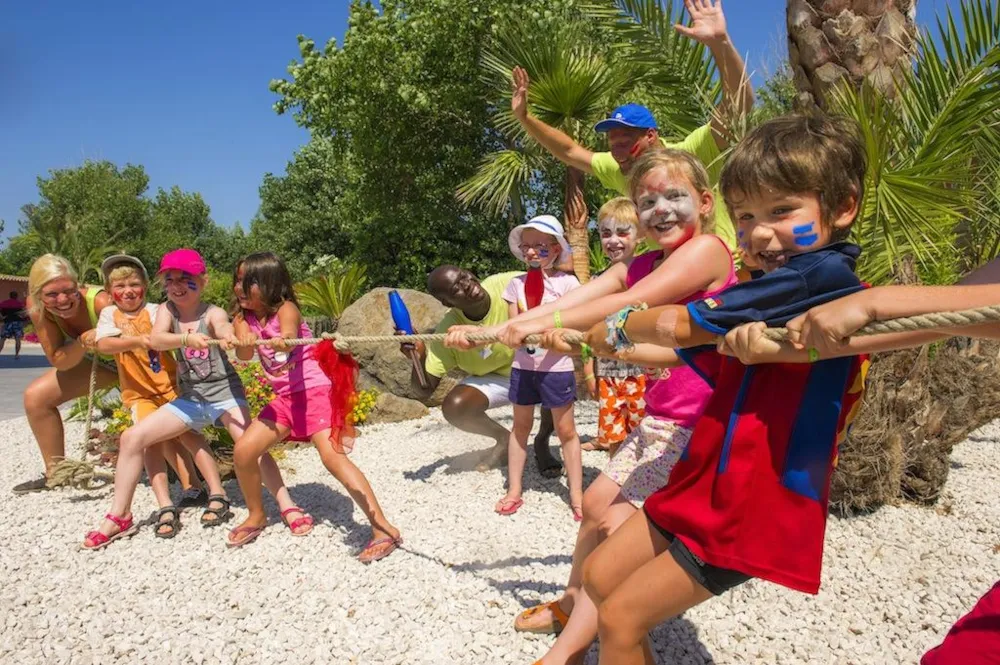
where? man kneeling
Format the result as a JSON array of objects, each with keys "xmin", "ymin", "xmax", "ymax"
[{"xmin": 400, "ymin": 265, "xmax": 560, "ymax": 476}]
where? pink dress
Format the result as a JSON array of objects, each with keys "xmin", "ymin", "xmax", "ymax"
[
  {"xmin": 246, "ymin": 311, "xmax": 333, "ymax": 440},
  {"xmin": 604, "ymin": 238, "xmax": 738, "ymax": 506}
]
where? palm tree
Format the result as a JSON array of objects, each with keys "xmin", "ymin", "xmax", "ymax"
[
  {"xmin": 787, "ymin": 0, "xmax": 919, "ymax": 109},
  {"xmin": 823, "ymin": 0, "xmax": 1000, "ymax": 284},
  {"xmin": 459, "ymin": 1, "xmax": 720, "ymax": 282}
]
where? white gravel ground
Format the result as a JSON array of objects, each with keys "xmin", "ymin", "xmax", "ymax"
[{"xmin": 1, "ymin": 401, "xmax": 998, "ymax": 665}]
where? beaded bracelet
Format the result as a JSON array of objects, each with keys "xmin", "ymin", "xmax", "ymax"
[
  {"xmin": 604, "ymin": 303, "xmax": 647, "ymax": 353},
  {"xmin": 180, "ymin": 331, "xmax": 189, "ymax": 347},
  {"xmin": 553, "ymin": 310, "xmax": 563, "ymax": 329},
  {"xmin": 579, "ymin": 342, "xmax": 594, "ymax": 363}
]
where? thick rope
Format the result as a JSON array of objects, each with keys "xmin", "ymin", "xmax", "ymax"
[{"xmin": 52, "ymin": 303, "xmax": 1000, "ymax": 491}]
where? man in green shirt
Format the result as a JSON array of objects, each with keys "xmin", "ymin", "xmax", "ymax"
[
  {"xmin": 401, "ymin": 265, "xmax": 561, "ymax": 476},
  {"xmin": 510, "ymin": 0, "xmax": 752, "ymax": 252}
]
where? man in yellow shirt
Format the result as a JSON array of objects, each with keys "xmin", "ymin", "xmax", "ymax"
[
  {"xmin": 401, "ymin": 265, "xmax": 561, "ymax": 476},
  {"xmin": 510, "ymin": 0, "xmax": 752, "ymax": 252}
]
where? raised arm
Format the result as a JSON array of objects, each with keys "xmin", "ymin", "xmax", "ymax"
[
  {"xmin": 675, "ymin": 0, "xmax": 753, "ymax": 150},
  {"xmin": 512, "ymin": 66, "xmax": 595, "ymax": 174}
]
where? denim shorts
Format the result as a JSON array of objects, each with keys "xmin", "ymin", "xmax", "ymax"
[{"xmin": 162, "ymin": 396, "xmax": 247, "ymax": 431}]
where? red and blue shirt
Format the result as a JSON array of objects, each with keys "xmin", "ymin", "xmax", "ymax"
[{"xmin": 644, "ymin": 243, "xmax": 869, "ymax": 594}]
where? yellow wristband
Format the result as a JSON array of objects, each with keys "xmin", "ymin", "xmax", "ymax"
[
  {"xmin": 181, "ymin": 332, "xmax": 188, "ymax": 347},
  {"xmin": 553, "ymin": 310, "xmax": 562, "ymax": 329},
  {"xmin": 585, "ymin": 373, "xmax": 596, "ymax": 381}
]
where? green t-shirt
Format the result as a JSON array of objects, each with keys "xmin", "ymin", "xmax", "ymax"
[
  {"xmin": 424, "ymin": 271, "xmax": 523, "ymax": 379},
  {"xmin": 590, "ymin": 124, "xmax": 735, "ymax": 253}
]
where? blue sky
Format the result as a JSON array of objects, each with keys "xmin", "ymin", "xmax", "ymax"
[{"xmin": 0, "ymin": 0, "xmax": 963, "ymax": 242}]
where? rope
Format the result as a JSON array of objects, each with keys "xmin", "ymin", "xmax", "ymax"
[
  {"xmin": 50, "ymin": 303, "xmax": 1000, "ymax": 491},
  {"xmin": 194, "ymin": 304, "xmax": 1000, "ymax": 350}
]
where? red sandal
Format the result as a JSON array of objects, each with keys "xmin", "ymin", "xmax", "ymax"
[
  {"xmin": 280, "ymin": 506, "xmax": 314, "ymax": 536},
  {"xmin": 82, "ymin": 513, "xmax": 138, "ymax": 550}
]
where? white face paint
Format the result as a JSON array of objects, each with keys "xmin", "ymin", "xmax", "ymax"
[
  {"xmin": 598, "ymin": 218, "xmax": 638, "ymax": 264},
  {"xmin": 634, "ymin": 169, "xmax": 700, "ymax": 250}
]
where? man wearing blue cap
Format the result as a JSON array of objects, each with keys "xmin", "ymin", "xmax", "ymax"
[{"xmin": 511, "ymin": 0, "xmax": 751, "ymax": 252}]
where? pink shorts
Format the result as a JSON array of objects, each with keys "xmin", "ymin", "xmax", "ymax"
[{"xmin": 258, "ymin": 387, "xmax": 334, "ymax": 441}]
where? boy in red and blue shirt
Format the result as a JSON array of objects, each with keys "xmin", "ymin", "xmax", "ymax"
[{"xmin": 577, "ymin": 114, "xmax": 871, "ymax": 662}]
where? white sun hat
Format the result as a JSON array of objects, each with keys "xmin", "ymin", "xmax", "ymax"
[{"xmin": 508, "ymin": 214, "xmax": 573, "ymax": 262}]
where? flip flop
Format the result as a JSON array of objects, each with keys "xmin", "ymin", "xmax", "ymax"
[
  {"xmin": 280, "ymin": 506, "xmax": 314, "ymax": 536},
  {"xmin": 514, "ymin": 600, "xmax": 571, "ymax": 634},
  {"xmin": 358, "ymin": 535, "xmax": 402, "ymax": 564},
  {"xmin": 495, "ymin": 498, "xmax": 523, "ymax": 516},
  {"xmin": 226, "ymin": 525, "xmax": 265, "ymax": 549}
]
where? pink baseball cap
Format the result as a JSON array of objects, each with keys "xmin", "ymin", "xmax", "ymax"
[{"xmin": 158, "ymin": 248, "xmax": 206, "ymax": 275}]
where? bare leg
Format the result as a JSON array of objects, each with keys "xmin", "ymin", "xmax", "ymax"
[
  {"xmin": 551, "ymin": 402, "xmax": 583, "ymax": 518},
  {"xmin": 83, "ymin": 407, "xmax": 191, "ymax": 545},
  {"xmin": 220, "ymin": 406, "xmax": 302, "ymax": 530},
  {"xmin": 314, "ymin": 428, "xmax": 401, "ymax": 559},
  {"xmin": 535, "ymin": 407, "xmax": 562, "ymax": 478},
  {"xmin": 176, "ymin": 430, "xmax": 225, "ymax": 497},
  {"xmin": 143, "ymin": 444, "xmax": 180, "ymax": 536},
  {"xmin": 14, "ymin": 336, "xmax": 21, "ymax": 358},
  {"xmin": 441, "ymin": 385, "xmax": 509, "ymax": 471},
  {"xmin": 160, "ymin": 439, "xmax": 203, "ymax": 491},
  {"xmin": 230, "ymin": 418, "xmax": 285, "ymax": 540},
  {"xmin": 497, "ymin": 404, "xmax": 533, "ymax": 511},
  {"xmin": 22, "ymin": 364, "xmax": 117, "ymax": 476}
]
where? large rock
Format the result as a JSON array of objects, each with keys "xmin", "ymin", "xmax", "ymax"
[
  {"xmin": 367, "ymin": 392, "xmax": 429, "ymax": 424},
  {"xmin": 338, "ymin": 288, "xmax": 458, "ymax": 406}
]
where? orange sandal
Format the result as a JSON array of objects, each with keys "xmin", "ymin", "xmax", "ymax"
[{"xmin": 514, "ymin": 600, "xmax": 570, "ymax": 634}]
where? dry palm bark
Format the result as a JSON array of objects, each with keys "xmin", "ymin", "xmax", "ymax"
[{"xmin": 787, "ymin": 0, "xmax": 918, "ymax": 108}]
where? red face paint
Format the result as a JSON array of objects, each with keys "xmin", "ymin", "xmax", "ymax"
[
  {"xmin": 666, "ymin": 225, "xmax": 695, "ymax": 250},
  {"xmin": 629, "ymin": 141, "xmax": 643, "ymax": 159}
]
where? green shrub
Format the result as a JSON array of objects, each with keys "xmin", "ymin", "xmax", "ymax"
[{"xmin": 295, "ymin": 264, "xmax": 368, "ymax": 319}]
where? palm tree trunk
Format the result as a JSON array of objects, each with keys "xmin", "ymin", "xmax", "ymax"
[
  {"xmin": 787, "ymin": 0, "xmax": 918, "ymax": 109},
  {"xmin": 563, "ymin": 167, "xmax": 590, "ymax": 283}
]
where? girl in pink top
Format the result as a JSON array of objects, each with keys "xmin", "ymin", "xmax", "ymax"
[
  {"xmin": 228, "ymin": 252, "xmax": 402, "ymax": 563},
  {"xmin": 490, "ymin": 149, "xmax": 736, "ymax": 665}
]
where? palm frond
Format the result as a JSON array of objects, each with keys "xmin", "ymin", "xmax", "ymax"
[
  {"xmin": 294, "ymin": 264, "xmax": 368, "ymax": 319},
  {"xmin": 456, "ymin": 148, "xmax": 545, "ymax": 217}
]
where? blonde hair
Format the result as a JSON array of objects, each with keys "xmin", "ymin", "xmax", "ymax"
[
  {"xmin": 597, "ymin": 197, "xmax": 639, "ymax": 229},
  {"xmin": 28, "ymin": 254, "xmax": 78, "ymax": 315},
  {"xmin": 105, "ymin": 265, "xmax": 146, "ymax": 289},
  {"xmin": 626, "ymin": 148, "xmax": 715, "ymax": 235}
]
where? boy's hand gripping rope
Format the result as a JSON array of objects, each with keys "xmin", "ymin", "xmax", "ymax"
[{"xmin": 49, "ymin": 304, "xmax": 1000, "ymax": 490}]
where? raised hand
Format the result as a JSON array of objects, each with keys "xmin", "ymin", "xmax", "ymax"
[
  {"xmin": 674, "ymin": 0, "xmax": 728, "ymax": 45},
  {"xmin": 511, "ymin": 66, "xmax": 530, "ymax": 120}
]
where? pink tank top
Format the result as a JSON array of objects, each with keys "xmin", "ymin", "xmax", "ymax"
[
  {"xmin": 244, "ymin": 311, "xmax": 331, "ymax": 397},
  {"xmin": 625, "ymin": 238, "xmax": 738, "ymax": 428}
]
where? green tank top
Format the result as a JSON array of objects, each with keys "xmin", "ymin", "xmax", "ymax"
[{"xmin": 51, "ymin": 287, "xmax": 114, "ymax": 364}]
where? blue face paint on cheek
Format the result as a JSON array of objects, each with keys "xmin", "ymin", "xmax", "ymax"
[
  {"xmin": 187, "ymin": 280, "xmax": 199, "ymax": 292},
  {"xmin": 537, "ymin": 248, "xmax": 550, "ymax": 258},
  {"xmin": 792, "ymin": 222, "xmax": 819, "ymax": 247}
]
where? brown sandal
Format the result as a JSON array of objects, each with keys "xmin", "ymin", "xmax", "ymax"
[{"xmin": 514, "ymin": 600, "xmax": 570, "ymax": 634}]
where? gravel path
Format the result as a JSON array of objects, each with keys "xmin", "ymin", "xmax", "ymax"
[{"xmin": 2, "ymin": 402, "xmax": 998, "ymax": 664}]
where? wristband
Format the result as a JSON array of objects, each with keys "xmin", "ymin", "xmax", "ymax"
[
  {"xmin": 807, "ymin": 347, "xmax": 820, "ymax": 363},
  {"xmin": 604, "ymin": 303, "xmax": 648, "ymax": 353},
  {"xmin": 579, "ymin": 343, "xmax": 594, "ymax": 363},
  {"xmin": 181, "ymin": 332, "xmax": 189, "ymax": 347},
  {"xmin": 553, "ymin": 310, "xmax": 562, "ymax": 329},
  {"xmin": 584, "ymin": 373, "xmax": 596, "ymax": 381}
]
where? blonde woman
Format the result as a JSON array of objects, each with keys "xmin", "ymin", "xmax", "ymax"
[{"xmin": 12, "ymin": 255, "xmax": 119, "ymax": 493}]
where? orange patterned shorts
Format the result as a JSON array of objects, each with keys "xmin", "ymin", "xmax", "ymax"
[{"xmin": 597, "ymin": 375, "xmax": 647, "ymax": 445}]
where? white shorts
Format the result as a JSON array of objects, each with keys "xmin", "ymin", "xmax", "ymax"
[{"xmin": 459, "ymin": 373, "xmax": 512, "ymax": 408}]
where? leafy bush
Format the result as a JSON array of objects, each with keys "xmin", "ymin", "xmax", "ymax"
[
  {"xmin": 295, "ymin": 264, "xmax": 368, "ymax": 319},
  {"xmin": 66, "ymin": 388, "xmax": 121, "ymax": 421},
  {"xmin": 232, "ymin": 361, "xmax": 276, "ymax": 418}
]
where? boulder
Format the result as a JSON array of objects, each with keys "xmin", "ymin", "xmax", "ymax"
[
  {"xmin": 367, "ymin": 392, "xmax": 429, "ymax": 424},
  {"xmin": 338, "ymin": 287, "xmax": 458, "ymax": 406}
]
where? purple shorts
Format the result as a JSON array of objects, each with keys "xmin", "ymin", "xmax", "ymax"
[{"xmin": 509, "ymin": 368, "xmax": 576, "ymax": 408}]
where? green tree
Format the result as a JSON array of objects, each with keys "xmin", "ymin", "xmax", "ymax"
[
  {"xmin": 268, "ymin": 0, "xmax": 580, "ymax": 288},
  {"xmin": 249, "ymin": 137, "xmax": 352, "ymax": 279},
  {"xmin": 10, "ymin": 161, "xmax": 150, "ymax": 282}
]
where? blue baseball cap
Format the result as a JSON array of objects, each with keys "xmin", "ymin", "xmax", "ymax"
[{"xmin": 593, "ymin": 104, "xmax": 658, "ymax": 132}]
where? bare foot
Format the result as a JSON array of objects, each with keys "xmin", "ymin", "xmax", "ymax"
[{"xmin": 475, "ymin": 443, "xmax": 508, "ymax": 472}]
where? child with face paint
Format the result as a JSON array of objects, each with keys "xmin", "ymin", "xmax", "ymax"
[
  {"xmin": 227, "ymin": 252, "xmax": 401, "ymax": 559},
  {"xmin": 82, "ymin": 249, "xmax": 298, "ymax": 550},
  {"xmin": 574, "ymin": 114, "xmax": 869, "ymax": 663},
  {"xmin": 584, "ymin": 197, "xmax": 646, "ymax": 454},
  {"xmin": 496, "ymin": 151, "xmax": 737, "ymax": 661},
  {"xmin": 492, "ymin": 215, "xmax": 583, "ymax": 519},
  {"xmin": 87, "ymin": 255, "xmax": 223, "ymax": 544}
]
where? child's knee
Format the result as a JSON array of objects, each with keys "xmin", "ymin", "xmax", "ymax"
[
  {"xmin": 232, "ymin": 441, "xmax": 259, "ymax": 469},
  {"xmin": 119, "ymin": 427, "xmax": 145, "ymax": 454}
]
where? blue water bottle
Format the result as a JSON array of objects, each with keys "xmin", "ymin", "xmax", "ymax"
[{"xmin": 389, "ymin": 290, "xmax": 428, "ymax": 389}]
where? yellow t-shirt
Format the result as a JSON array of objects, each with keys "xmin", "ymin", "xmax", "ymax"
[
  {"xmin": 424, "ymin": 271, "xmax": 523, "ymax": 379},
  {"xmin": 590, "ymin": 124, "xmax": 735, "ymax": 253}
]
